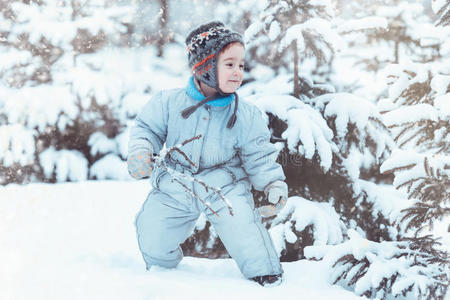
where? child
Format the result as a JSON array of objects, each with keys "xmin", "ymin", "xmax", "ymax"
[{"xmin": 127, "ymin": 21, "xmax": 288, "ymax": 287}]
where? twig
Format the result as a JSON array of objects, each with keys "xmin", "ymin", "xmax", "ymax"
[
  {"xmin": 152, "ymin": 134, "xmax": 233, "ymax": 217},
  {"xmin": 165, "ymin": 166, "xmax": 234, "ymax": 217},
  {"xmin": 165, "ymin": 135, "xmax": 202, "ymax": 168},
  {"xmin": 170, "ymin": 148, "xmax": 197, "ymax": 168},
  {"xmin": 173, "ymin": 178, "xmax": 219, "ymax": 217},
  {"xmin": 194, "ymin": 179, "xmax": 234, "ymax": 216}
]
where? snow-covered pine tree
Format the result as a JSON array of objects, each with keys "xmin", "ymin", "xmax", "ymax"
[
  {"xmin": 379, "ymin": 0, "xmax": 449, "ymax": 237},
  {"xmin": 377, "ymin": 58, "xmax": 450, "ymax": 300},
  {"xmin": 0, "ymin": 0, "xmax": 145, "ymax": 184},
  {"xmin": 245, "ymin": 0, "xmax": 342, "ymax": 98},
  {"xmin": 345, "ymin": 0, "xmax": 441, "ymax": 65},
  {"xmin": 306, "ymin": 3, "xmax": 450, "ymax": 298},
  {"xmin": 331, "ymin": 0, "xmax": 446, "ymax": 102}
]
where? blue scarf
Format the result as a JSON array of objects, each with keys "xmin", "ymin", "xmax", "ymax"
[{"xmin": 185, "ymin": 76, "xmax": 234, "ymax": 107}]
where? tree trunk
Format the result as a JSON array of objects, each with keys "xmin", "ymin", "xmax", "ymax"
[
  {"xmin": 292, "ymin": 40, "xmax": 300, "ymax": 98},
  {"xmin": 157, "ymin": 0, "xmax": 168, "ymax": 58},
  {"xmin": 394, "ymin": 40, "xmax": 399, "ymax": 64}
]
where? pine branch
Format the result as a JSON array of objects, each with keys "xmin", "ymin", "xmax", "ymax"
[
  {"xmin": 400, "ymin": 203, "xmax": 450, "ymax": 234},
  {"xmin": 326, "ymin": 238, "xmax": 449, "ymax": 299},
  {"xmin": 368, "ymin": 116, "xmax": 390, "ymax": 132},
  {"xmin": 397, "ymin": 76, "xmax": 432, "ymax": 106},
  {"xmin": 396, "ymin": 176, "xmax": 423, "ymax": 195},
  {"xmin": 381, "ymin": 163, "xmax": 416, "ymax": 175},
  {"xmin": 410, "ymin": 179, "xmax": 429, "ymax": 199},
  {"xmin": 398, "ymin": 125, "xmax": 424, "ymax": 148},
  {"xmin": 394, "ymin": 122, "xmax": 416, "ymax": 143},
  {"xmin": 436, "ymin": 1, "xmax": 450, "ymax": 27}
]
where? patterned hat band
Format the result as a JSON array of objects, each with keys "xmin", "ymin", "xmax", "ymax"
[{"xmin": 186, "ymin": 26, "xmax": 226, "ymax": 53}]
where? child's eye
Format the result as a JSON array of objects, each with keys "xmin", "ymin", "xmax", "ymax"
[
  {"xmin": 226, "ymin": 63, "xmax": 233, "ymax": 67},
  {"xmin": 239, "ymin": 64, "xmax": 244, "ymax": 69}
]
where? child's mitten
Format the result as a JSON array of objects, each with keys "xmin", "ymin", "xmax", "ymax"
[
  {"xmin": 127, "ymin": 143, "xmax": 154, "ymax": 179},
  {"xmin": 258, "ymin": 181, "xmax": 288, "ymax": 218},
  {"xmin": 264, "ymin": 180, "xmax": 288, "ymax": 204}
]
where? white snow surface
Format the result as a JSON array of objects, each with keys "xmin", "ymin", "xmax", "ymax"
[{"xmin": 0, "ymin": 181, "xmax": 367, "ymax": 300}]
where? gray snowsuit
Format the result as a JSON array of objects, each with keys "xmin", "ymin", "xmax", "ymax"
[{"xmin": 129, "ymin": 79, "xmax": 285, "ymax": 278}]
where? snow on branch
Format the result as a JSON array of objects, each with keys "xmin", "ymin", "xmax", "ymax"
[
  {"xmin": 69, "ymin": 63, "xmax": 125, "ymax": 109},
  {"xmin": 90, "ymin": 154, "xmax": 129, "ymax": 180},
  {"xmin": 380, "ymin": 149, "xmax": 450, "ymax": 234},
  {"xmin": 0, "ymin": 47, "xmax": 32, "ymax": 70},
  {"xmin": 307, "ymin": 92, "xmax": 393, "ymax": 162},
  {"xmin": 269, "ymin": 196, "xmax": 344, "ymax": 256},
  {"xmin": 246, "ymin": 94, "xmax": 335, "ymax": 172},
  {"xmin": 336, "ymin": 17, "xmax": 388, "ymax": 34},
  {"xmin": 3, "ymin": 85, "xmax": 78, "ymax": 132},
  {"xmin": 305, "ymin": 229, "xmax": 449, "ymax": 299},
  {"xmin": 380, "ymin": 150, "xmax": 450, "ymax": 190},
  {"xmin": 8, "ymin": 1, "xmax": 129, "ymax": 46},
  {"xmin": 39, "ymin": 147, "xmax": 88, "ymax": 182},
  {"xmin": 278, "ymin": 18, "xmax": 344, "ymax": 53},
  {"xmin": 380, "ymin": 62, "xmax": 449, "ymax": 152},
  {"xmin": 382, "ymin": 104, "xmax": 438, "ymax": 128},
  {"xmin": 88, "ymin": 132, "xmax": 117, "ymax": 156},
  {"xmin": 0, "ymin": 124, "xmax": 35, "ymax": 167}
]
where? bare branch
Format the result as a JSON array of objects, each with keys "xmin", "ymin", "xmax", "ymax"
[
  {"xmin": 173, "ymin": 177, "xmax": 220, "ymax": 217},
  {"xmin": 152, "ymin": 134, "xmax": 234, "ymax": 217}
]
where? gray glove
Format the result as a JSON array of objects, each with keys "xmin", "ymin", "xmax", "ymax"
[
  {"xmin": 127, "ymin": 142, "xmax": 154, "ymax": 179},
  {"xmin": 264, "ymin": 180, "xmax": 288, "ymax": 204},
  {"xmin": 258, "ymin": 180, "xmax": 288, "ymax": 217}
]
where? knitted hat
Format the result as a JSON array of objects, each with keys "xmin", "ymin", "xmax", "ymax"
[{"xmin": 185, "ymin": 21, "xmax": 244, "ymax": 95}]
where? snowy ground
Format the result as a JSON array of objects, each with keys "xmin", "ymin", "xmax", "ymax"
[{"xmin": 0, "ymin": 180, "xmax": 368, "ymax": 300}]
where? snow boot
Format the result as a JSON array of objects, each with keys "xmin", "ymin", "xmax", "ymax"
[{"xmin": 250, "ymin": 274, "xmax": 283, "ymax": 287}]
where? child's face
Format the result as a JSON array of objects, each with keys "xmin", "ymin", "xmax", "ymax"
[{"xmin": 217, "ymin": 42, "xmax": 245, "ymax": 94}]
